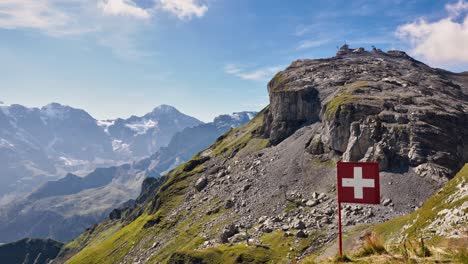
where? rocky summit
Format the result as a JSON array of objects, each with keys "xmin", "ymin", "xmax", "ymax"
[
  {"xmin": 56, "ymin": 48, "xmax": 467, "ymax": 263},
  {"xmin": 262, "ymin": 45, "xmax": 468, "ymax": 181}
]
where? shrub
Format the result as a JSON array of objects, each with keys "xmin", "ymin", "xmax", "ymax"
[{"xmin": 355, "ymin": 232, "xmax": 387, "ymax": 257}]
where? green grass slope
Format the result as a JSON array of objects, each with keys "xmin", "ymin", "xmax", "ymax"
[
  {"xmin": 64, "ymin": 109, "xmax": 271, "ymax": 264},
  {"xmin": 332, "ymin": 164, "xmax": 468, "ymax": 263},
  {"xmin": 373, "ymin": 164, "xmax": 467, "ymax": 246}
]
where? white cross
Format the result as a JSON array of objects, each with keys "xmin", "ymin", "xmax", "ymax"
[{"xmin": 342, "ymin": 167, "xmax": 375, "ymax": 199}]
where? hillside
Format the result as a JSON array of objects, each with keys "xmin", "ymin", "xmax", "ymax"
[
  {"xmin": 313, "ymin": 164, "xmax": 467, "ymax": 263},
  {"xmin": 60, "ymin": 47, "xmax": 468, "ymax": 263},
  {"xmin": 372, "ymin": 163, "xmax": 467, "ymax": 261}
]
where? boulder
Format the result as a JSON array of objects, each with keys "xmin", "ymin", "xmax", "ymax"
[
  {"xmin": 382, "ymin": 199, "xmax": 392, "ymax": 206},
  {"xmin": 224, "ymin": 199, "xmax": 234, "ymax": 209},
  {"xmin": 219, "ymin": 224, "xmax": 239, "ymax": 243},
  {"xmin": 296, "ymin": 230, "xmax": 307, "ymax": 238},
  {"xmin": 305, "ymin": 200, "xmax": 318, "ymax": 207},
  {"xmin": 291, "ymin": 219, "xmax": 306, "ymax": 230},
  {"xmin": 194, "ymin": 176, "xmax": 208, "ymax": 192}
]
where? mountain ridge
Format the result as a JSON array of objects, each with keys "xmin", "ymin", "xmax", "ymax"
[
  {"xmin": 0, "ymin": 111, "xmax": 257, "ymax": 243},
  {"xmin": 60, "ymin": 47, "xmax": 467, "ymax": 263},
  {"xmin": 0, "ymin": 103, "xmax": 202, "ymax": 203}
]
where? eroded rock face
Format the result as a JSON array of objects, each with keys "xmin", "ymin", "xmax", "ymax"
[
  {"xmin": 264, "ymin": 83, "xmax": 321, "ymax": 144},
  {"xmin": 262, "ymin": 47, "xmax": 468, "ymax": 179}
]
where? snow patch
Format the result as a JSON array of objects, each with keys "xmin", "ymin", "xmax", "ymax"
[
  {"xmin": 97, "ymin": 119, "xmax": 115, "ymax": 134},
  {"xmin": 153, "ymin": 104, "xmax": 176, "ymax": 113},
  {"xmin": 112, "ymin": 139, "xmax": 132, "ymax": 155},
  {"xmin": 0, "ymin": 138, "xmax": 14, "ymax": 149},
  {"xmin": 41, "ymin": 103, "xmax": 70, "ymax": 120},
  {"xmin": 125, "ymin": 119, "xmax": 158, "ymax": 135},
  {"xmin": 59, "ymin": 157, "xmax": 89, "ymax": 167},
  {"xmin": 230, "ymin": 113, "xmax": 243, "ymax": 121}
]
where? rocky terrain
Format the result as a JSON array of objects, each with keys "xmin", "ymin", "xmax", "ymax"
[
  {"xmin": 0, "ymin": 103, "xmax": 201, "ymax": 204},
  {"xmin": 50, "ymin": 47, "xmax": 467, "ymax": 263},
  {"xmin": 262, "ymin": 45, "xmax": 468, "ymax": 181},
  {"xmin": 0, "ymin": 112, "xmax": 255, "ymax": 244}
]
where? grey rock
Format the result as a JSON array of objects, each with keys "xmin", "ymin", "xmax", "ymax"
[
  {"xmin": 224, "ymin": 199, "xmax": 235, "ymax": 209},
  {"xmin": 295, "ymin": 230, "xmax": 307, "ymax": 238},
  {"xmin": 325, "ymin": 208, "xmax": 334, "ymax": 216},
  {"xmin": 291, "ymin": 219, "xmax": 306, "ymax": 230},
  {"xmin": 219, "ymin": 224, "xmax": 239, "ymax": 243},
  {"xmin": 195, "ymin": 176, "xmax": 208, "ymax": 192},
  {"xmin": 217, "ymin": 170, "xmax": 226, "ymax": 178},
  {"xmin": 382, "ymin": 199, "xmax": 392, "ymax": 206}
]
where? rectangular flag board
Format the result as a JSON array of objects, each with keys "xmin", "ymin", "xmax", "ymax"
[{"xmin": 337, "ymin": 161, "xmax": 380, "ymax": 204}]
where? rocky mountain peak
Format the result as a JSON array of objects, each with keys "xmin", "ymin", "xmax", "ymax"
[
  {"xmin": 151, "ymin": 104, "xmax": 179, "ymax": 114},
  {"xmin": 213, "ymin": 111, "xmax": 257, "ymax": 128},
  {"xmin": 261, "ymin": 47, "xmax": 468, "ymax": 180},
  {"xmin": 40, "ymin": 102, "xmax": 92, "ymax": 121}
]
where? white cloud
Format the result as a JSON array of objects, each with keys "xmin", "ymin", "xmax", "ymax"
[
  {"xmin": 0, "ymin": 0, "xmax": 208, "ymax": 32},
  {"xmin": 0, "ymin": 0, "xmax": 151, "ymax": 35},
  {"xmin": 0, "ymin": 0, "xmax": 70, "ymax": 33},
  {"xmin": 98, "ymin": 0, "xmax": 150, "ymax": 19},
  {"xmin": 446, "ymin": 0, "xmax": 468, "ymax": 17},
  {"xmin": 296, "ymin": 39, "xmax": 330, "ymax": 50},
  {"xmin": 0, "ymin": 0, "xmax": 209, "ymax": 59},
  {"xmin": 225, "ymin": 64, "xmax": 284, "ymax": 81},
  {"xmin": 158, "ymin": 0, "xmax": 208, "ymax": 19},
  {"xmin": 396, "ymin": 0, "xmax": 468, "ymax": 64}
]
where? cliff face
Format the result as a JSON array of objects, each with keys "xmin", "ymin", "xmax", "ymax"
[{"xmin": 262, "ymin": 48, "xmax": 468, "ymax": 181}]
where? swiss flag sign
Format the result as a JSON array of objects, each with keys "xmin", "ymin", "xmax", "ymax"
[{"xmin": 337, "ymin": 161, "xmax": 380, "ymax": 204}]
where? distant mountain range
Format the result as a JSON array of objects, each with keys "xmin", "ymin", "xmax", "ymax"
[
  {"xmin": 0, "ymin": 103, "xmax": 202, "ymax": 204},
  {"xmin": 0, "ymin": 110, "xmax": 256, "ymax": 243},
  {"xmin": 0, "ymin": 237, "xmax": 63, "ymax": 264}
]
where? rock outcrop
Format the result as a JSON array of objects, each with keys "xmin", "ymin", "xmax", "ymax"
[{"xmin": 262, "ymin": 46, "xmax": 468, "ymax": 180}]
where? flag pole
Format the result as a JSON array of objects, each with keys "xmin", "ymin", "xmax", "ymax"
[
  {"xmin": 338, "ymin": 200, "xmax": 343, "ymax": 257},
  {"xmin": 337, "ymin": 162, "xmax": 343, "ymax": 257}
]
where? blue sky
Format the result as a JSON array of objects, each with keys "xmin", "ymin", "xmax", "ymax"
[{"xmin": 1, "ymin": 0, "xmax": 467, "ymax": 122}]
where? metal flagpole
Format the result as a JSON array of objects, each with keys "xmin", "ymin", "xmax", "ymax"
[
  {"xmin": 337, "ymin": 162, "xmax": 343, "ymax": 257},
  {"xmin": 338, "ymin": 200, "xmax": 343, "ymax": 257}
]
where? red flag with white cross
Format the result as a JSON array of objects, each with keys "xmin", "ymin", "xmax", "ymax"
[
  {"xmin": 335, "ymin": 161, "xmax": 380, "ymax": 256},
  {"xmin": 337, "ymin": 161, "xmax": 380, "ymax": 204}
]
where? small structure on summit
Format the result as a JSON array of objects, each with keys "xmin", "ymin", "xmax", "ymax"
[
  {"xmin": 336, "ymin": 44, "xmax": 366, "ymax": 56},
  {"xmin": 352, "ymin": 47, "xmax": 365, "ymax": 53},
  {"xmin": 336, "ymin": 44, "xmax": 350, "ymax": 56},
  {"xmin": 371, "ymin": 45, "xmax": 384, "ymax": 54}
]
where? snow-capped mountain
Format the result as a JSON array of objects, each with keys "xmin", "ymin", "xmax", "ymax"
[
  {"xmin": 0, "ymin": 103, "xmax": 202, "ymax": 203},
  {"xmin": 0, "ymin": 111, "xmax": 256, "ymax": 243},
  {"xmin": 99, "ymin": 104, "xmax": 202, "ymax": 158},
  {"xmin": 212, "ymin": 112, "xmax": 256, "ymax": 129}
]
